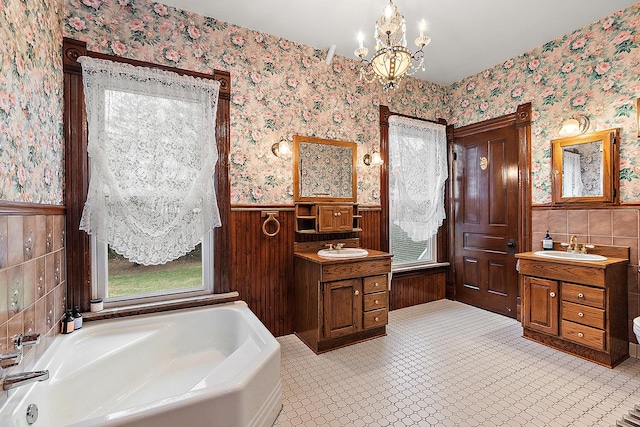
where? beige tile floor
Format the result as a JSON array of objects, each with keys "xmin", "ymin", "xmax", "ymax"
[{"xmin": 274, "ymin": 299, "xmax": 640, "ymax": 427}]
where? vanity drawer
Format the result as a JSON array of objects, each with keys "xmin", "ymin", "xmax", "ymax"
[
  {"xmin": 561, "ymin": 283, "xmax": 605, "ymax": 309},
  {"xmin": 363, "ymin": 275, "xmax": 387, "ymax": 294},
  {"xmin": 363, "ymin": 308, "xmax": 388, "ymax": 329},
  {"xmin": 562, "ymin": 301, "xmax": 605, "ymax": 329},
  {"xmin": 364, "ymin": 292, "xmax": 387, "ymax": 312},
  {"xmin": 561, "ymin": 320, "xmax": 605, "ymax": 350}
]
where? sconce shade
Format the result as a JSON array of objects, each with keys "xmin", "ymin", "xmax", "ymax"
[
  {"xmin": 364, "ymin": 151, "xmax": 383, "ymax": 166},
  {"xmin": 272, "ymin": 138, "xmax": 291, "ymax": 158},
  {"xmin": 559, "ymin": 115, "xmax": 590, "ymax": 137}
]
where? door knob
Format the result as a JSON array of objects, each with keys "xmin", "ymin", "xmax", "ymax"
[
  {"xmin": 354, "ymin": 290, "xmax": 359, "ymax": 295},
  {"xmin": 549, "ymin": 292, "xmax": 556, "ymax": 298}
]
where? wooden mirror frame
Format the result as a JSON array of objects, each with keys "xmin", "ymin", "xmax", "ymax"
[
  {"xmin": 293, "ymin": 135, "xmax": 357, "ymax": 203},
  {"xmin": 551, "ymin": 128, "xmax": 620, "ymax": 206}
]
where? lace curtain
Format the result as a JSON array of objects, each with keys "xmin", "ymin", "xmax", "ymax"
[
  {"xmin": 389, "ymin": 116, "xmax": 447, "ymax": 241},
  {"xmin": 78, "ymin": 56, "xmax": 221, "ymax": 265}
]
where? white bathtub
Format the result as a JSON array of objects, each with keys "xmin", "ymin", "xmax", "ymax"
[{"xmin": 0, "ymin": 301, "xmax": 281, "ymax": 427}]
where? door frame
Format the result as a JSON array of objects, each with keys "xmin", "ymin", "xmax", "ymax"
[{"xmin": 449, "ymin": 103, "xmax": 532, "ymax": 317}]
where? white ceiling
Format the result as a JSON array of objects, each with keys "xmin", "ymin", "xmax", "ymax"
[{"xmin": 159, "ymin": 0, "xmax": 638, "ymax": 85}]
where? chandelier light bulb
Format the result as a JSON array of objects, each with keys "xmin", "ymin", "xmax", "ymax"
[
  {"xmin": 419, "ymin": 19, "xmax": 426, "ymax": 38},
  {"xmin": 357, "ymin": 32, "xmax": 364, "ymax": 49}
]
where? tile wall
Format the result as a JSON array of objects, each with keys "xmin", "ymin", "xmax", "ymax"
[
  {"xmin": 532, "ymin": 207, "xmax": 639, "ymax": 346},
  {"xmin": 0, "ymin": 213, "xmax": 66, "ymax": 371}
]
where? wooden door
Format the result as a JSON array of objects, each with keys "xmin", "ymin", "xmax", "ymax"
[
  {"xmin": 318, "ymin": 205, "xmax": 336, "ymax": 232},
  {"xmin": 323, "ymin": 279, "xmax": 361, "ymax": 339},
  {"xmin": 523, "ymin": 277, "xmax": 559, "ymax": 335},
  {"xmin": 453, "ymin": 126, "xmax": 519, "ymax": 317}
]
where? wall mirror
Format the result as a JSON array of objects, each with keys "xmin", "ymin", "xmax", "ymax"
[
  {"xmin": 551, "ymin": 128, "xmax": 620, "ymax": 205},
  {"xmin": 293, "ymin": 135, "xmax": 357, "ymax": 203}
]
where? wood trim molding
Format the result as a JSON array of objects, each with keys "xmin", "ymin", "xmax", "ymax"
[
  {"xmin": 379, "ymin": 105, "xmax": 448, "ymax": 253},
  {"xmin": 62, "ymin": 37, "xmax": 230, "ymax": 98},
  {"xmin": 63, "ymin": 38, "xmax": 232, "ymax": 309},
  {"xmin": 0, "ymin": 201, "xmax": 64, "ymax": 215}
]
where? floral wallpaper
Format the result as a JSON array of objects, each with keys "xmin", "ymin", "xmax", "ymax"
[
  {"xmin": 448, "ymin": 3, "xmax": 640, "ymax": 204},
  {"xmin": 0, "ymin": 0, "xmax": 64, "ymax": 204},
  {"xmin": 62, "ymin": 0, "xmax": 447, "ymax": 205}
]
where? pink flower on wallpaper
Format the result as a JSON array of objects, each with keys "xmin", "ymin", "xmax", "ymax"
[
  {"xmin": 602, "ymin": 78, "xmax": 615, "ymax": 91},
  {"xmin": 602, "ymin": 17, "xmax": 616, "ymax": 31},
  {"xmin": 510, "ymin": 87, "xmax": 523, "ymax": 99},
  {"xmin": 153, "ymin": 4, "xmax": 168, "ymax": 16},
  {"xmin": 287, "ymin": 77, "xmax": 298, "ymax": 88},
  {"xmin": 231, "ymin": 152, "xmax": 247, "ymax": 166},
  {"xmin": 466, "ymin": 81, "xmax": 476, "ymax": 92},
  {"xmin": 572, "ymin": 95, "xmax": 587, "ymax": 107},
  {"xmin": 251, "ymin": 187, "xmax": 263, "ymax": 200},
  {"xmin": 251, "ymin": 129, "xmax": 261, "ymax": 142},
  {"xmin": 595, "ymin": 62, "xmax": 611, "ymax": 75},
  {"xmin": 479, "ymin": 101, "xmax": 488, "ymax": 112},
  {"xmin": 82, "ymin": 0, "xmax": 101, "ymax": 9},
  {"xmin": 17, "ymin": 165, "xmax": 27, "ymax": 187},
  {"xmin": 528, "ymin": 59, "xmax": 540, "ymax": 71},
  {"xmin": 222, "ymin": 54, "xmax": 234, "ymax": 65},
  {"xmin": 613, "ymin": 31, "xmax": 632, "ymax": 44},
  {"xmin": 302, "ymin": 57, "xmax": 312, "ymax": 68},
  {"xmin": 69, "ymin": 17, "xmax": 87, "ymax": 32},
  {"xmin": 571, "ymin": 37, "xmax": 587, "ymax": 50},
  {"xmin": 460, "ymin": 99, "xmax": 470, "ymax": 108},
  {"xmin": 561, "ymin": 62, "xmax": 575, "ymax": 73},
  {"xmin": 231, "ymin": 34, "xmax": 245, "ymax": 47},
  {"xmin": 541, "ymin": 87, "xmax": 554, "ymax": 98},
  {"xmin": 333, "ymin": 112, "xmax": 343, "ymax": 124},
  {"xmin": 250, "ymin": 71, "xmax": 261, "ymax": 84},
  {"xmin": 279, "ymin": 94, "xmax": 290, "ymax": 105},
  {"xmin": 156, "ymin": 20, "xmax": 171, "ymax": 33},
  {"xmin": 14, "ymin": 53, "xmax": 25, "ymax": 76},
  {"xmin": 187, "ymin": 25, "xmax": 200, "ymax": 39},
  {"xmin": 279, "ymin": 40, "xmax": 290, "ymax": 50},
  {"xmin": 0, "ymin": 91, "xmax": 10, "ymax": 114},
  {"xmin": 110, "ymin": 40, "xmax": 126, "ymax": 55},
  {"xmin": 614, "ymin": 95, "xmax": 631, "ymax": 107},
  {"xmin": 164, "ymin": 49, "xmax": 180, "ymax": 62},
  {"xmin": 503, "ymin": 59, "xmax": 514, "ymax": 69},
  {"xmin": 129, "ymin": 19, "xmax": 145, "ymax": 31}
]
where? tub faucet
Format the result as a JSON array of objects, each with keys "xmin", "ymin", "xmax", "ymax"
[
  {"xmin": 2, "ymin": 370, "xmax": 49, "ymax": 391},
  {"xmin": 0, "ymin": 334, "xmax": 49, "ymax": 391}
]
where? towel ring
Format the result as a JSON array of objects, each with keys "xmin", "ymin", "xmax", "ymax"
[{"xmin": 261, "ymin": 211, "xmax": 280, "ymax": 237}]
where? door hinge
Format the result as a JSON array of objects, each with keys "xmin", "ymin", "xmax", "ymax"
[
  {"xmin": 453, "ymin": 151, "xmax": 457, "ymax": 160},
  {"xmin": 321, "ymin": 283, "xmax": 325, "ymax": 295}
]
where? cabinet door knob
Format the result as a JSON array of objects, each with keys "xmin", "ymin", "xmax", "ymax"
[
  {"xmin": 578, "ymin": 312, "xmax": 584, "ymax": 317},
  {"xmin": 354, "ymin": 290, "xmax": 359, "ymax": 295},
  {"xmin": 337, "ymin": 212, "xmax": 341, "ymax": 217},
  {"xmin": 549, "ymin": 292, "xmax": 556, "ymax": 298},
  {"xmin": 577, "ymin": 332, "xmax": 584, "ymax": 338},
  {"xmin": 374, "ymin": 317, "xmax": 379, "ymax": 322},
  {"xmin": 374, "ymin": 282, "xmax": 379, "ymax": 287},
  {"xmin": 578, "ymin": 293, "xmax": 584, "ymax": 299},
  {"xmin": 375, "ymin": 300, "xmax": 380, "ymax": 304}
]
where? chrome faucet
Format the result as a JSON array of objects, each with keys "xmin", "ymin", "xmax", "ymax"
[{"xmin": 0, "ymin": 334, "xmax": 49, "ymax": 391}]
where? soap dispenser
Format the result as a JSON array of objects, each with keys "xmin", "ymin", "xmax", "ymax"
[
  {"xmin": 62, "ymin": 310, "xmax": 75, "ymax": 334},
  {"xmin": 542, "ymin": 231, "xmax": 553, "ymax": 250}
]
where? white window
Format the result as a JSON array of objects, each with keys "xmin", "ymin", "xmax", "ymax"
[
  {"xmin": 388, "ymin": 116, "xmax": 447, "ymax": 271},
  {"xmin": 79, "ymin": 56, "xmax": 221, "ymax": 306}
]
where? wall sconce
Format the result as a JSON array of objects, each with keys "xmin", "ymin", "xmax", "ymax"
[
  {"xmin": 271, "ymin": 137, "xmax": 291, "ymax": 158},
  {"xmin": 363, "ymin": 151, "xmax": 383, "ymax": 166},
  {"xmin": 559, "ymin": 114, "xmax": 590, "ymax": 137}
]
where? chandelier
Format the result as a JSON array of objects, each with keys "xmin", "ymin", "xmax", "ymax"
[{"xmin": 354, "ymin": 0, "xmax": 431, "ymax": 91}]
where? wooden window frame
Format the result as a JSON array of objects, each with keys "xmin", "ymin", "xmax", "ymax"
[{"xmin": 63, "ymin": 38, "xmax": 232, "ymax": 310}]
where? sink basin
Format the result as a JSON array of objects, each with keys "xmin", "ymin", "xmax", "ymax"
[
  {"xmin": 317, "ymin": 248, "xmax": 369, "ymax": 259},
  {"xmin": 533, "ymin": 250, "xmax": 607, "ymax": 262}
]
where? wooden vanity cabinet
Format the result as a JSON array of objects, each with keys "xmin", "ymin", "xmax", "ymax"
[
  {"xmin": 517, "ymin": 251, "xmax": 628, "ymax": 368},
  {"xmin": 295, "ymin": 203, "xmax": 362, "ymax": 234},
  {"xmin": 294, "ymin": 250, "xmax": 392, "ymax": 353}
]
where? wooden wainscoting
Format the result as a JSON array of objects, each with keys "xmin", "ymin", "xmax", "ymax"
[
  {"xmin": 389, "ymin": 268, "xmax": 447, "ymax": 310},
  {"xmin": 231, "ymin": 204, "xmax": 445, "ymax": 337}
]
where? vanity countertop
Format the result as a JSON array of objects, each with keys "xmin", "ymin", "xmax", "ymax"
[
  {"xmin": 515, "ymin": 251, "xmax": 628, "ymax": 268},
  {"xmin": 295, "ymin": 249, "xmax": 392, "ymax": 265}
]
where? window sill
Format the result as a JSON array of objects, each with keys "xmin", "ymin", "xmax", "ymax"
[
  {"xmin": 82, "ymin": 291, "xmax": 240, "ymax": 322},
  {"xmin": 392, "ymin": 262, "xmax": 450, "ymax": 274}
]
